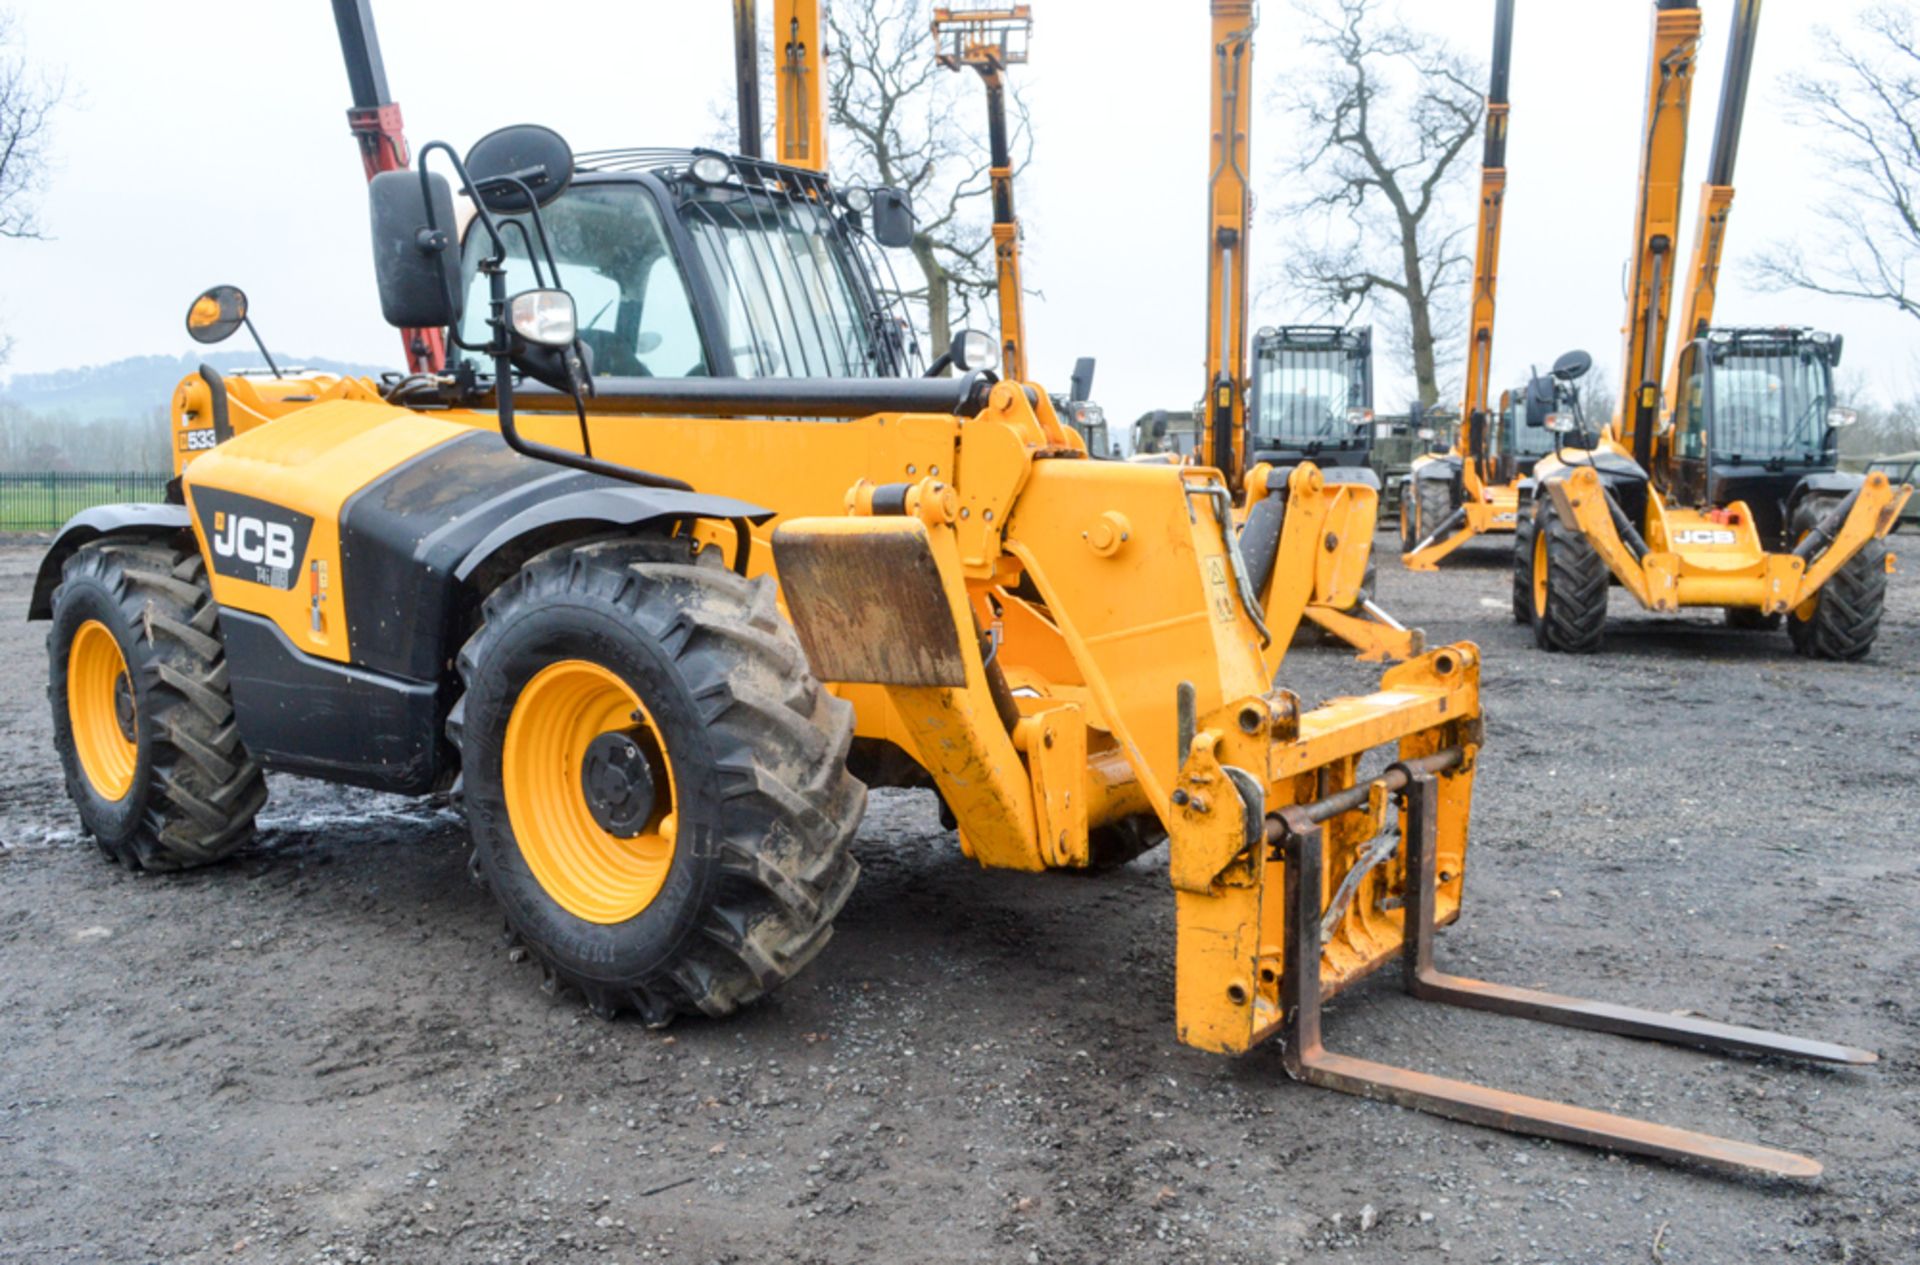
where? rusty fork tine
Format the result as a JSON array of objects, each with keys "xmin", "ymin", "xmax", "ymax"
[
  {"xmin": 1279, "ymin": 792, "xmax": 1828, "ymax": 1180},
  {"xmin": 1400, "ymin": 778, "xmax": 1878, "ymax": 1068}
]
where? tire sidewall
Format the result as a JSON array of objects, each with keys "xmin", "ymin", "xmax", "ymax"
[
  {"xmin": 462, "ymin": 591, "xmax": 725, "ymax": 988},
  {"xmin": 48, "ymin": 563, "xmax": 154, "ymax": 846}
]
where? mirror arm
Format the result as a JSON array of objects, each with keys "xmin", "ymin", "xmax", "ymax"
[{"xmin": 239, "ymin": 316, "xmax": 282, "ymax": 379}]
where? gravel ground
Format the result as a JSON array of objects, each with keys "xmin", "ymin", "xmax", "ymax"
[{"xmin": 1, "ymin": 531, "xmax": 1916, "ymax": 1264}]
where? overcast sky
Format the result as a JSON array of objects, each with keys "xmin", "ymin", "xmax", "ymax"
[{"xmin": 3, "ymin": 0, "xmax": 1913, "ymax": 424}]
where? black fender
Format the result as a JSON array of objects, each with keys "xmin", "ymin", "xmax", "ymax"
[
  {"xmin": 28, "ymin": 503, "xmax": 193, "ymax": 620},
  {"xmin": 1319, "ymin": 465, "xmax": 1383, "ymax": 491},
  {"xmin": 1410, "ymin": 455, "xmax": 1463, "ymax": 485},
  {"xmin": 455, "ymin": 486, "xmax": 773, "ymax": 585},
  {"xmin": 1787, "ymin": 470, "xmax": 1864, "ymax": 517}
]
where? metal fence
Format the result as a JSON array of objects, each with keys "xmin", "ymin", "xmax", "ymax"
[{"xmin": 0, "ymin": 473, "xmax": 170, "ymax": 532}]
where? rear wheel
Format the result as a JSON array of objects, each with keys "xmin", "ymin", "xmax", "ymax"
[
  {"xmin": 451, "ymin": 536, "xmax": 863, "ymax": 1024},
  {"xmin": 1413, "ymin": 479, "xmax": 1452, "ymax": 552},
  {"xmin": 1511, "ymin": 509, "xmax": 1536, "ymax": 624},
  {"xmin": 47, "ymin": 538, "xmax": 267, "ymax": 869},
  {"xmin": 1787, "ymin": 497, "xmax": 1888, "ymax": 661},
  {"xmin": 1530, "ymin": 500, "xmax": 1608, "ymax": 653}
]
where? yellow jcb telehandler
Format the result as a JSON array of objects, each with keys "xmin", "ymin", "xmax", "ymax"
[
  {"xmin": 30, "ymin": 3, "xmax": 1875, "ymax": 1178},
  {"xmin": 1202, "ymin": 1, "xmax": 1422, "ymax": 663},
  {"xmin": 1518, "ymin": 0, "xmax": 1910, "ymax": 655},
  {"xmin": 1400, "ymin": 0, "xmax": 1524, "ymax": 569}
]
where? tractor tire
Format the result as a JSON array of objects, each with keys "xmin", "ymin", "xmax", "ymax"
[
  {"xmin": 1529, "ymin": 499, "xmax": 1608, "ymax": 653},
  {"xmin": 450, "ymin": 536, "xmax": 864, "ymax": 1025},
  {"xmin": 47, "ymin": 538, "xmax": 267, "ymax": 870},
  {"xmin": 1082, "ymin": 816, "xmax": 1166, "ymax": 872},
  {"xmin": 1414, "ymin": 480, "xmax": 1453, "ymax": 552},
  {"xmin": 1724, "ymin": 607, "xmax": 1782, "ymax": 632},
  {"xmin": 1511, "ymin": 510, "xmax": 1535, "ymax": 624},
  {"xmin": 1787, "ymin": 497, "xmax": 1888, "ymax": 661}
]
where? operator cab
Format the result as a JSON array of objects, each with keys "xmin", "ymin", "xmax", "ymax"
[
  {"xmin": 1496, "ymin": 382, "xmax": 1566, "ymax": 483},
  {"xmin": 1130, "ymin": 408, "xmax": 1201, "ymax": 460},
  {"xmin": 451, "ymin": 148, "xmax": 923, "ymax": 384},
  {"xmin": 1246, "ymin": 326, "xmax": 1374, "ymax": 471},
  {"xmin": 1666, "ymin": 327, "xmax": 1854, "ymax": 546}
]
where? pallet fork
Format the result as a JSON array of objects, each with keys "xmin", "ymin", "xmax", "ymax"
[{"xmin": 1274, "ymin": 769, "xmax": 1875, "ymax": 1179}]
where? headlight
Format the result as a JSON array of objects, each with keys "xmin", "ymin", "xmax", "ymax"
[
  {"xmin": 843, "ymin": 186, "xmax": 874, "ymax": 213},
  {"xmin": 949, "ymin": 328, "xmax": 1000, "ymax": 374},
  {"xmin": 509, "ymin": 289, "xmax": 578, "ymax": 348},
  {"xmin": 690, "ymin": 154, "xmax": 732, "ymax": 185},
  {"xmin": 1827, "ymin": 406, "xmax": 1859, "ymax": 429},
  {"xmin": 1347, "ymin": 407, "xmax": 1375, "ymax": 427}
]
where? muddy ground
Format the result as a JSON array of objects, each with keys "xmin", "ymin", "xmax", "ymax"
[{"xmin": 1, "ymin": 533, "xmax": 1916, "ymax": 1264}]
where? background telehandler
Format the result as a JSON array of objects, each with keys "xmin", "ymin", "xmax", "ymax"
[
  {"xmin": 1202, "ymin": 1, "xmax": 1421, "ymax": 663},
  {"xmin": 1519, "ymin": 0, "xmax": 1910, "ymax": 656},
  {"xmin": 28, "ymin": 0, "xmax": 1876, "ymax": 1179},
  {"xmin": 1399, "ymin": 0, "xmax": 1521, "ymax": 570}
]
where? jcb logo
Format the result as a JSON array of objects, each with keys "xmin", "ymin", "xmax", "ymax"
[
  {"xmin": 193, "ymin": 489, "xmax": 313, "ymax": 591},
  {"xmin": 212, "ymin": 511, "xmax": 297, "ymax": 571},
  {"xmin": 1673, "ymin": 528, "xmax": 1737, "ymax": 546}
]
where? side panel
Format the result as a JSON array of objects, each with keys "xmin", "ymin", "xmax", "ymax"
[{"xmin": 221, "ymin": 609, "xmax": 442, "ymax": 794}]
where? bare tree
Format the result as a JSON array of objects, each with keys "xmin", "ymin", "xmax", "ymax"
[
  {"xmin": 1756, "ymin": 6, "xmax": 1919, "ymax": 324},
  {"xmin": 824, "ymin": 0, "xmax": 1033, "ymax": 355},
  {"xmin": 0, "ymin": 12, "xmax": 61, "ymax": 241},
  {"xmin": 1274, "ymin": 0, "xmax": 1483, "ymax": 408},
  {"xmin": 1, "ymin": 9, "xmax": 65, "ymax": 366}
]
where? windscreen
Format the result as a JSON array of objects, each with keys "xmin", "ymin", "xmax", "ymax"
[
  {"xmin": 680, "ymin": 190, "xmax": 901, "ymax": 379},
  {"xmin": 1502, "ymin": 397, "xmax": 1558, "ymax": 460},
  {"xmin": 1709, "ymin": 345, "xmax": 1833, "ymax": 463},
  {"xmin": 1252, "ymin": 344, "xmax": 1358, "ymax": 447},
  {"xmin": 459, "ymin": 185, "xmax": 709, "ymax": 378}
]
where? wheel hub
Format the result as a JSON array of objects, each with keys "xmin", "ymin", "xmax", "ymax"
[
  {"xmin": 581, "ymin": 730, "xmax": 657, "ymax": 838},
  {"xmin": 113, "ymin": 672, "xmax": 137, "ymax": 742}
]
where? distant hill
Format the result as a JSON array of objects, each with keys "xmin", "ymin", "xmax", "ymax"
[{"xmin": 0, "ymin": 352, "xmax": 392, "ymax": 422}]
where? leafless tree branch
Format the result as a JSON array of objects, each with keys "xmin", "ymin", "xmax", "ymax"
[
  {"xmin": 1270, "ymin": 0, "xmax": 1483, "ymax": 407},
  {"xmin": 1755, "ymin": 5, "xmax": 1920, "ymax": 324}
]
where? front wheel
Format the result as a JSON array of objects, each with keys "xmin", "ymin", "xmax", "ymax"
[
  {"xmin": 1787, "ymin": 497, "xmax": 1888, "ymax": 661},
  {"xmin": 1511, "ymin": 510, "xmax": 1535, "ymax": 624},
  {"xmin": 1530, "ymin": 500, "xmax": 1608, "ymax": 653},
  {"xmin": 450, "ymin": 536, "xmax": 864, "ymax": 1025},
  {"xmin": 47, "ymin": 538, "xmax": 267, "ymax": 870}
]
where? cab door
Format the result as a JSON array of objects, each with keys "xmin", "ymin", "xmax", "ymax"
[{"xmin": 1669, "ymin": 342, "xmax": 1709, "ymax": 508}]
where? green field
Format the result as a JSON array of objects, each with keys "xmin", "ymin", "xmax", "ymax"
[{"xmin": 0, "ymin": 474, "xmax": 169, "ymax": 533}]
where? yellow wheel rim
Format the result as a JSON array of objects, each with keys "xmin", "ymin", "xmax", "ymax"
[
  {"xmin": 68, "ymin": 619, "xmax": 138, "ymax": 801},
  {"xmin": 502, "ymin": 659, "xmax": 678, "ymax": 924},
  {"xmin": 1531, "ymin": 523, "xmax": 1550, "ymax": 619}
]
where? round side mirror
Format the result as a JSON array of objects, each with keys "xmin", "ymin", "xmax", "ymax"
[
  {"xmin": 1551, "ymin": 349, "xmax": 1594, "ymax": 382},
  {"xmin": 463, "ymin": 124, "xmax": 575, "ymax": 213},
  {"xmin": 185, "ymin": 284, "xmax": 248, "ymax": 345}
]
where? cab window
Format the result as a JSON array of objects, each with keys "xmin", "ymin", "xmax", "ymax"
[{"xmin": 458, "ymin": 184, "xmax": 709, "ymax": 378}]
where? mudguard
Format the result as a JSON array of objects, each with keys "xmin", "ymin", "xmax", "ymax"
[
  {"xmin": 454, "ymin": 486, "xmax": 772, "ymax": 585},
  {"xmin": 1789, "ymin": 470, "xmax": 1864, "ymax": 509},
  {"xmin": 28, "ymin": 503, "xmax": 192, "ymax": 620}
]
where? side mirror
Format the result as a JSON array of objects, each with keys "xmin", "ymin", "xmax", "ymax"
[
  {"xmin": 369, "ymin": 170, "xmax": 463, "ymax": 330},
  {"xmin": 1551, "ymin": 349, "xmax": 1593, "ymax": 382},
  {"xmin": 869, "ymin": 187, "xmax": 915, "ymax": 248},
  {"xmin": 948, "ymin": 328, "xmax": 999, "ymax": 374},
  {"xmin": 1524, "ymin": 376, "xmax": 1555, "ymax": 428},
  {"xmin": 185, "ymin": 285, "xmax": 248, "ymax": 345},
  {"xmin": 1069, "ymin": 356, "xmax": 1096, "ymax": 404},
  {"xmin": 463, "ymin": 124, "xmax": 574, "ymax": 213}
]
